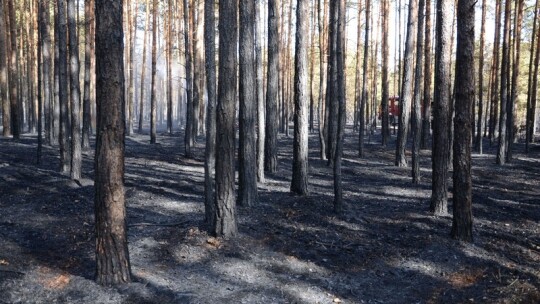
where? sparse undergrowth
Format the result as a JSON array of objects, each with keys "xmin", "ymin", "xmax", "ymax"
[{"xmin": 0, "ymin": 128, "xmax": 539, "ymax": 303}]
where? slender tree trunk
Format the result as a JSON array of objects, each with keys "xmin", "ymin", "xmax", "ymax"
[
  {"xmin": 255, "ymin": 0, "xmax": 266, "ymax": 182},
  {"xmin": 37, "ymin": 1, "xmax": 43, "ymax": 163},
  {"xmin": 213, "ymin": 0, "xmax": 238, "ymax": 238},
  {"xmin": 265, "ymin": 0, "xmax": 279, "ymax": 173},
  {"xmin": 354, "ymin": 1, "xmax": 362, "ymax": 132},
  {"xmin": 68, "ymin": 0, "xmax": 82, "ymax": 180},
  {"xmin": 204, "ymin": 0, "xmax": 216, "ymax": 225},
  {"xmin": 326, "ymin": 0, "xmax": 338, "ymax": 165},
  {"xmin": 127, "ymin": 0, "xmax": 137, "ymax": 136},
  {"xmin": 1, "ymin": 0, "xmax": 11, "ymax": 137},
  {"xmin": 82, "ymin": 0, "xmax": 94, "ymax": 149},
  {"xmin": 526, "ymin": 0, "xmax": 540, "ymax": 151},
  {"xmin": 358, "ymin": 0, "xmax": 370, "ymax": 157},
  {"xmin": 57, "ymin": 0, "xmax": 71, "ymax": 173},
  {"xmin": 496, "ymin": 0, "xmax": 511, "ymax": 165},
  {"xmin": 317, "ymin": 0, "xmax": 328, "ymax": 160},
  {"xmin": 150, "ymin": 0, "xmax": 157, "ymax": 144},
  {"xmin": 381, "ymin": 0, "xmax": 390, "ymax": 145},
  {"xmin": 421, "ymin": 0, "xmax": 432, "ymax": 149},
  {"xmin": 451, "ymin": 0, "xmax": 474, "ymax": 242},
  {"xmin": 412, "ymin": 0, "xmax": 424, "ymax": 184},
  {"xmin": 184, "ymin": 0, "xmax": 194, "ymax": 157},
  {"xmin": 309, "ymin": 2, "xmax": 315, "ymax": 133},
  {"xmin": 94, "ymin": 0, "xmax": 132, "ymax": 285},
  {"xmin": 291, "ymin": 0, "xmax": 309, "ymax": 195},
  {"xmin": 7, "ymin": 0, "xmax": 20, "ymax": 138},
  {"xmin": 192, "ymin": 0, "xmax": 203, "ymax": 137},
  {"xmin": 239, "ymin": 0, "xmax": 258, "ymax": 206},
  {"xmin": 474, "ymin": 0, "xmax": 486, "ymax": 153},
  {"xmin": 395, "ymin": 0, "xmax": 417, "ymax": 167},
  {"xmin": 138, "ymin": 0, "xmax": 150, "ymax": 134},
  {"xmin": 506, "ymin": 0, "xmax": 524, "ymax": 162},
  {"xmin": 333, "ymin": 0, "xmax": 345, "ymax": 213},
  {"xmin": 166, "ymin": 0, "xmax": 173, "ymax": 134},
  {"xmin": 430, "ymin": 0, "xmax": 452, "ymax": 215},
  {"xmin": 489, "ymin": 0, "xmax": 502, "ymax": 144}
]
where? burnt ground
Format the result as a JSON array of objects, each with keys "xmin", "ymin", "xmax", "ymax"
[{"xmin": 0, "ymin": 126, "xmax": 539, "ymax": 304}]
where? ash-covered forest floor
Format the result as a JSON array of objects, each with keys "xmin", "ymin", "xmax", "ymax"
[{"xmin": 0, "ymin": 126, "xmax": 539, "ymax": 304}]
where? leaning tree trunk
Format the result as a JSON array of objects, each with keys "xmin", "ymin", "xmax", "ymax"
[
  {"xmin": 291, "ymin": 0, "xmax": 309, "ymax": 196},
  {"xmin": 213, "ymin": 0, "xmax": 238, "ymax": 238},
  {"xmin": 265, "ymin": 0, "xmax": 279, "ymax": 173},
  {"xmin": 412, "ymin": 0, "xmax": 425, "ymax": 184},
  {"xmin": 68, "ymin": 0, "xmax": 82, "ymax": 180},
  {"xmin": 203, "ymin": 0, "xmax": 216, "ymax": 226},
  {"xmin": 430, "ymin": 0, "xmax": 452, "ymax": 215},
  {"xmin": 94, "ymin": 0, "xmax": 132, "ymax": 286},
  {"xmin": 1, "ymin": 0, "xmax": 11, "ymax": 137},
  {"xmin": 395, "ymin": 0, "xmax": 418, "ymax": 167},
  {"xmin": 451, "ymin": 0, "xmax": 474, "ymax": 242},
  {"xmin": 238, "ymin": 0, "xmax": 258, "ymax": 206}
]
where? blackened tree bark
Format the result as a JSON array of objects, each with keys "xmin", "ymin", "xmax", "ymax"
[
  {"xmin": 239, "ymin": 0, "xmax": 258, "ymax": 206},
  {"xmin": 192, "ymin": 0, "xmax": 204, "ymax": 137},
  {"xmin": 166, "ymin": 0, "xmax": 172, "ymax": 134},
  {"xmin": 326, "ymin": 0, "xmax": 337, "ymax": 165},
  {"xmin": 138, "ymin": 0, "xmax": 150, "ymax": 134},
  {"xmin": 1, "ymin": 0, "xmax": 10, "ymax": 137},
  {"xmin": 333, "ymin": 0, "xmax": 345, "ymax": 213},
  {"xmin": 127, "ymin": 0, "xmax": 137, "ymax": 136},
  {"xmin": 421, "ymin": 0, "xmax": 432, "ymax": 149},
  {"xmin": 412, "ymin": 0, "xmax": 425, "ymax": 184},
  {"xmin": 57, "ymin": 0, "xmax": 71, "ymax": 173},
  {"xmin": 317, "ymin": 0, "xmax": 328, "ymax": 160},
  {"xmin": 213, "ymin": 0, "xmax": 238, "ymax": 237},
  {"xmin": 7, "ymin": 0, "xmax": 20, "ymax": 139},
  {"xmin": 430, "ymin": 0, "xmax": 452, "ymax": 215},
  {"xmin": 68, "ymin": 0, "xmax": 82, "ymax": 180},
  {"xmin": 204, "ymin": 0, "xmax": 216, "ymax": 225},
  {"xmin": 255, "ymin": 0, "xmax": 265, "ymax": 182},
  {"xmin": 474, "ymin": 0, "xmax": 486, "ymax": 153},
  {"xmin": 395, "ymin": 0, "xmax": 418, "ymax": 167},
  {"xmin": 82, "ymin": 0, "xmax": 94, "ymax": 149},
  {"xmin": 451, "ymin": 0, "xmax": 474, "ymax": 242},
  {"xmin": 94, "ymin": 0, "xmax": 132, "ymax": 285},
  {"xmin": 489, "ymin": 0, "xmax": 501, "ymax": 144},
  {"xmin": 496, "ymin": 0, "xmax": 511, "ymax": 165},
  {"xmin": 381, "ymin": 0, "xmax": 390, "ymax": 145},
  {"xmin": 359, "ymin": 0, "xmax": 370, "ymax": 157},
  {"xmin": 291, "ymin": 0, "xmax": 309, "ymax": 195},
  {"xmin": 265, "ymin": 0, "xmax": 279, "ymax": 173},
  {"xmin": 184, "ymin": 0, "xmax": 194, "ymax": 157},
  {"xmin": 506, "ymin": 0, "xmax": 524, "ymax": 162},
  {"xmin": 150, "ymin": 0, "xmax": 157, "ymax": 144}
]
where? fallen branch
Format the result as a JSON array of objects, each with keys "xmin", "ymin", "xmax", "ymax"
[{"xmin": 0, "ymin": 269, "xmax": 25, "ymax": 275}]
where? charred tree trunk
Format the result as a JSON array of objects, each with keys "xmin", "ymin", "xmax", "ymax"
[
  {"xmin": 204, "ymin": 0, "xmax": 216, "ymax": 226},
  {"xmin": 489, "ymin": 0, "xmax": 502, "ymax": 144},
  {"xmin": 1, "ymin": 0, "xmax": 11, "ymax": 137},
  {"xmin": 421, "ymin": 0, "xmax": 432, "ymax": 149},
  {"xmin": 255, "ymin": 0, "xmax": 266, "ymax": 182},
  {"xmin": 395, "ymin": 0, "xmax": 417, "ymax": 167},
  {"xmin": 57, "ymin": 0, "xmax": 71, "ymax": 173},
  {"xmin": 430, "ymin": 0, "xmax": 452, "ymax": 215},
  {"xmin": 94, "ymin": 0, "xmax": 132, "ymax": 286},
  {"xmin": 359, "ymin": 0, "xmax": 370, "ymax": 157},
  {"xmin": 239, "ymin": 0, "xmax": 258, "ymax": 206},
  {"xmin": 291, "ymin": 0, "xmax": 309, "ymax": 195},
  {"xmin": 138, "ymin": 0, "xmax": 150, "ymax": 134},
  {"xmin": 82, "ymin": 0, "xmax": 94, "ymax": 149},
  {"xmin": 184, "ymin": 0, "xmax": 194, "ymax": 157},
  {"xmin": 150, "ymin": 0, "xmax": 157, "ymax": 144},
  {"xmin": 451, "ymin": 0, "xmax": 474, "ymax": 242},
  {"xmin": 474, "ymin": 0, "xmax": 486, "ymax": 153},
  {"xmin": 496, "ymin": 0, "xmax": 511, "ymax": 165},
  {"xmin": 526, "ymin": 0, "xmax": 540, "ymax": 151},
  {"xmin": 412, "ymin": 0, "xmax": 424, "ymax": 184},
  {"xmin": 381, "ymin": 0, "xmax": 390, "ymax": 145},
  {"xmin": 333, "ymin": 0, "xmax": 345, "ymax": 213},
  {"xmin": 265, "ymin": 0, "xmax": 279, "ymax": 173},
  {"xmin": 317, "ymin": 0, "xmax": 328, "ymax": 160},
  {"xmin": 213, "ymin": 0, "xmax": 238, "ymax": 237},
  {"xmin": 7, "ymin": 0, "xmax": 20, "ymax": 138},
  {"xmin": 68, "ymin": 0, "xmax": 82, "ymax": 180}
]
